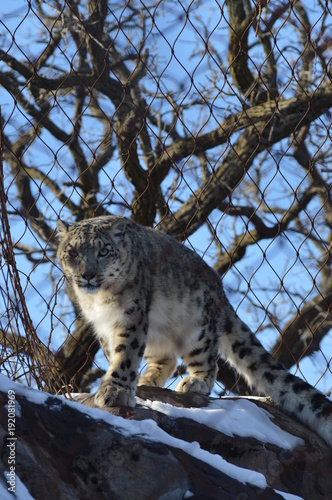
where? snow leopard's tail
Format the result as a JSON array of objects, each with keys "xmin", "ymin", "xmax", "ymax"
[{"xmin": 220, "ymin": 309, "xmax": 332, "ymax": 449}]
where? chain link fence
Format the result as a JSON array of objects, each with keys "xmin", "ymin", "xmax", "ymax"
[{"xmin": 0, "ymin": 0, "xmax": 332, "ymax": 398}]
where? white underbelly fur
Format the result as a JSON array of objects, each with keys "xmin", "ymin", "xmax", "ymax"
[
  {"xmin": 147, "ymin": 292, "xmax": 200, "ymax": 355},
  {"xmin": 77, "ymin": 288, "xmax": 201, "ymax": 357}
]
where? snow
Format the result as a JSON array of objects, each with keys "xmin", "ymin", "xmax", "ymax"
[
  {"xmin": 0, "ymin": 480, "xmax": 13, "ymax": 500},
  {"xmin": 0, "ymin": 375, "xmax": 304, "ymax": 499},
  {"xmin": 2, "ymin": 473, "xmax": 35, "ymax": 500},
  {"xmin": 183, "ymin": 491, "xmax": 194, "ymax": 498},
  {"xmin": 138, "ymin": 397, "xmax": 303, "ymax": 449},
  {"xmin": 275, "ymin": 490, "xmax": 304, "ymax": 500}
]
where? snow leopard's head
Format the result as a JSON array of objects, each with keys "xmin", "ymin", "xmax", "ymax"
[{"xmin": 56, "ymin": 216, "xmax": 131, "ymax": 295}]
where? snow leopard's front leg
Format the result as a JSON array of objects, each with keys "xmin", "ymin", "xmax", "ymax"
[
  {"xmin": 138, "ymin": 348, "xmax": 177, "ymax": 388},
  {"xmin": 94, "ymin": 304, "xmax": 148, "ymax": 408}
]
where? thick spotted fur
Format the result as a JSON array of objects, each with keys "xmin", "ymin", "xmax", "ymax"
[{"xmin": 57, "ymin": 216, "xmax": 332, "ymax": 448}]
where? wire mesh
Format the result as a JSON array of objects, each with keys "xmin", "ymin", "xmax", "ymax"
[{"xmin": 0, "ymin": 0, "xmax": 331, "ymax": 397}]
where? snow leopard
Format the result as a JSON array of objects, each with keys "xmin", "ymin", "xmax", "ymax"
[{"xmin": 57, "ymin": 215, "xmax": 332, "ymax": 448}]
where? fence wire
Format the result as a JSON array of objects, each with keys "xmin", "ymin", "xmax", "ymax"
[{"xmin": 0, "ymin": 0, "xmax": 332, "ymax": 398}]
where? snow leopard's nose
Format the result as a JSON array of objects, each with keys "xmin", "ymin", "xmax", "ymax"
[{"xmin": 81, "ymin": 271, "xmax": 96, "ymax": 282}]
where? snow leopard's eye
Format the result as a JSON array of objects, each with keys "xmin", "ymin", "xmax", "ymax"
[
  {"xmin": 68, "ymin": 248, "xmax": 78, "ymax": 258},
  {"xmin": 98, "ymin": 247, "xmax": 109, "ymax": 258}
]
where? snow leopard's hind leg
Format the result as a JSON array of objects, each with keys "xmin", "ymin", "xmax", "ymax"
[{"xmin": 175, "ymin": 328, "xmax": 220, "ymax": 395}]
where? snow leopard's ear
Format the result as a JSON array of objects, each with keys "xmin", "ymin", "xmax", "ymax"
[
  {"xmin": 111, "ymin": 218, "xmax": 129, "ymax": 240},
  {"xmin": 57, "ymin": 219, "xmax": 69, "ymax": 240}
]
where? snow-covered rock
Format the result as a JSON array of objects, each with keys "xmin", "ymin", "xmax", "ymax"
[{"xmin": 0, "ymin": 375, "xmax": 331, "ymax": 499}]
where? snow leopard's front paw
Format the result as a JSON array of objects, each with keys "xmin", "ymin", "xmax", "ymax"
[
  {"xmin": 138, "ymin": 372, "xmax": 165, "ymax": 387},
  {"xmin": 94, "ymin": 380, "xmax": 136, "ymax": 408},
  {"xmin": 175, "ymin": 376, "xmax": 212, "ymax": 395}
]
